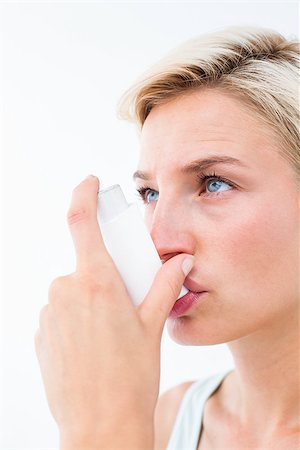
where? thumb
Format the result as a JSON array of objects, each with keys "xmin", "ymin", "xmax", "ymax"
[{"xmin": 138, "ymin": 254, "xmax": 194, "ymax": 334}]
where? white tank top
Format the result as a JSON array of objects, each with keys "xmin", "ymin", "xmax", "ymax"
[{"xmin": 166, "ymin": 369, "xmax": 233, "ymax": 450}]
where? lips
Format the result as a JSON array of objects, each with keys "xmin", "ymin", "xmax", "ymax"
[
  {"xmin": 170, "ymin": 290, "xmax": 208, "ymax": 317},
  {"xmin": 183, "ymin": 277, "xmax": 207, "ymax": 293}
]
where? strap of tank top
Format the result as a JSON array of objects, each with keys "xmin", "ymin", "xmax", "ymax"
[{"xmin": 166, "ymin": 369, "xmax": 233, "ymax": 450}]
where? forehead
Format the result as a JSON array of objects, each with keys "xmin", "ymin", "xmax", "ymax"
[{"xmin": 138, "ymin": 88, "xmax": 278, "ymax": 171}]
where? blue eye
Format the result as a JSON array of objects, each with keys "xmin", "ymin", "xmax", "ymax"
[
  {"xmin": 145, "ymin": 190, "xmax": 159, "ymax": 203},
  {"xmin": 197, "ymin": 172, "xmax": 234, "ymax": 196},
  {"xmin": 136, "ymin": 187, "xmax": 159, "ymax": 204},
  {"xmin": 206, "ymin": 179, "xmax": 232, "ymax": 193}
]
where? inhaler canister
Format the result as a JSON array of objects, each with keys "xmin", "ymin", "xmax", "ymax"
[{"xmin": 98, "ymin": 184, "xmax": 188, "ymax": 306}]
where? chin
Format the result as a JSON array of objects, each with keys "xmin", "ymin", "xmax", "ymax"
[
  {"xmin": 166, "ymin": 317, "xmax": 223, "ymax": 346},
  {"xmin": 166, "ymin": 316, "xmax": 244, "ymax": 346}
]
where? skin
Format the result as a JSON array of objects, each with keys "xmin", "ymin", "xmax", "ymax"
[{"xmin": 135, "ymin": 88, "xmax": 300, "ymax": 447}]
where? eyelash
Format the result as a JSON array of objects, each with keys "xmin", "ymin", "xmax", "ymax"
[{"xmin": 135, "ymin": 171, "xmax": 235, "ymax": 203}]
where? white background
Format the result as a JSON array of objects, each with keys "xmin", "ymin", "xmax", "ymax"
[{"xmin": 1, "ymin": 1, "xmax": 299, "ymax": 448}]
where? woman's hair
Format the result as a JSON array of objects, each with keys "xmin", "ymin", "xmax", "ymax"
[{"xmin": 117, "ymin": 26, "xmax": 300, "ymax": 176}]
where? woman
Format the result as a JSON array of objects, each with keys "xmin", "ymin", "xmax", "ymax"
[{"xmin": 35, "ymin": 26, "xmax": 299, "ymax": 449}]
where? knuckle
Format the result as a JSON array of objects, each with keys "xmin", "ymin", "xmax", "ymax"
[
  {"xmin": 48, "ymin": 275, "xmax": 71, "ymax": 304},
  {"xmin": 48, "ymin": 276, "xmax": 64, "ymax": 296},
  {"xmin": 76, "ymin": 272, "xmax": 108, "ymax": 296},
  {"xmin": 47, "ymin": 270, "xmax": 118, "ymax": 311},
  {"xmin": 74, "ymin": 271, "xmax": 118, "ymax": 307},
  {"xmin": 67, "ymin": 206, "xmax": 90, "ymax": 226}
]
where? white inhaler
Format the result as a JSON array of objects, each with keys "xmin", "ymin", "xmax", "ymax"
[{"xmin": 97, "ymin": 184, "xmax": 188, "ymax": 306}]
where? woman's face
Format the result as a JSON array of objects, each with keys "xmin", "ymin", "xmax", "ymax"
[{"xmin": 135, "ymin": 89, "xmax": 299, "ymax": 345}]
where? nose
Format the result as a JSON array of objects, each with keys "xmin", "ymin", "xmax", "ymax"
[{"xmin": 147, "ymin": 200, "xmax": 195, "ymax": 263}]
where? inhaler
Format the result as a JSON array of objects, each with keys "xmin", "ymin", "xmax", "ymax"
[{"xmin": 97, "ymin": 184, "xmax": 188, "ymax": 306}]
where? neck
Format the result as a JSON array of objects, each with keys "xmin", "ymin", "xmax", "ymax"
[{"xmin": 224, "ymin": 308, "xmax": 299, "ymax": 437}]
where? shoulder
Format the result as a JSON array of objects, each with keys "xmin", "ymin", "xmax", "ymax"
[{"xmin": 154, "ymin": 380, "xmax": 195, "ymax": 450}]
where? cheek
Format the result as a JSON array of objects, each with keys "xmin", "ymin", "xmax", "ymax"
[{"xmin": 213, "ymin": 199, "xmax": 299, "ymax": 299}]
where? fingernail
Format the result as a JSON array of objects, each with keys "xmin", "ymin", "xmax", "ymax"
[
  {"xmin": 182, "ymin": 256, "xmax": 194, "ymax": 276},
  {"xmin": 85, "ymin": 174, "xmax": 95, "ymax": 180}
]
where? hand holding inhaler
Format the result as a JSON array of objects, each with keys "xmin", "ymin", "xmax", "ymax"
[{"xmin": 35, "ymin": 175, "xmax": 193, "ymax": 448}]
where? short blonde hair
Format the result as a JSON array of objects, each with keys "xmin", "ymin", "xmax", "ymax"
[{"xmin": 117, "ymin": 26, "xmax": 300, "ymax": 176}]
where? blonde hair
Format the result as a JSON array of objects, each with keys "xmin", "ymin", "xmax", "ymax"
[{"xmin": 117, "ymin": 26, "xmax": 300, "ymax": 175}]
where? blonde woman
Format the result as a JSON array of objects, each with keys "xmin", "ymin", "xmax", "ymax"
[{"xmin": 35, "ymin": 27, "xmax": 299, "ymax": 449}]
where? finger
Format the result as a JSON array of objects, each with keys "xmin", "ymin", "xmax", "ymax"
[
  {"xmin": 138, "ymin": 254, "xmax": 194, "ymax": 334},
  {"xmin": 34, "ymin": 328, "xmax": 41, "ymax": 351},
  {"xmin": 67, "ymin": 175, "xmax": 112, "ymax": 273}
]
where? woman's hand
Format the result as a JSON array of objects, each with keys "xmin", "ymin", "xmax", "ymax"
[{"xmin": 34, "ymin": 175, "xmax": 193, "ymax": 448}]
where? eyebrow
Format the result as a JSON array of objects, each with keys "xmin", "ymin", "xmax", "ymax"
[{"xmin": 132, "ymin": 155, "xmax": 247, "ymax": 181}]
